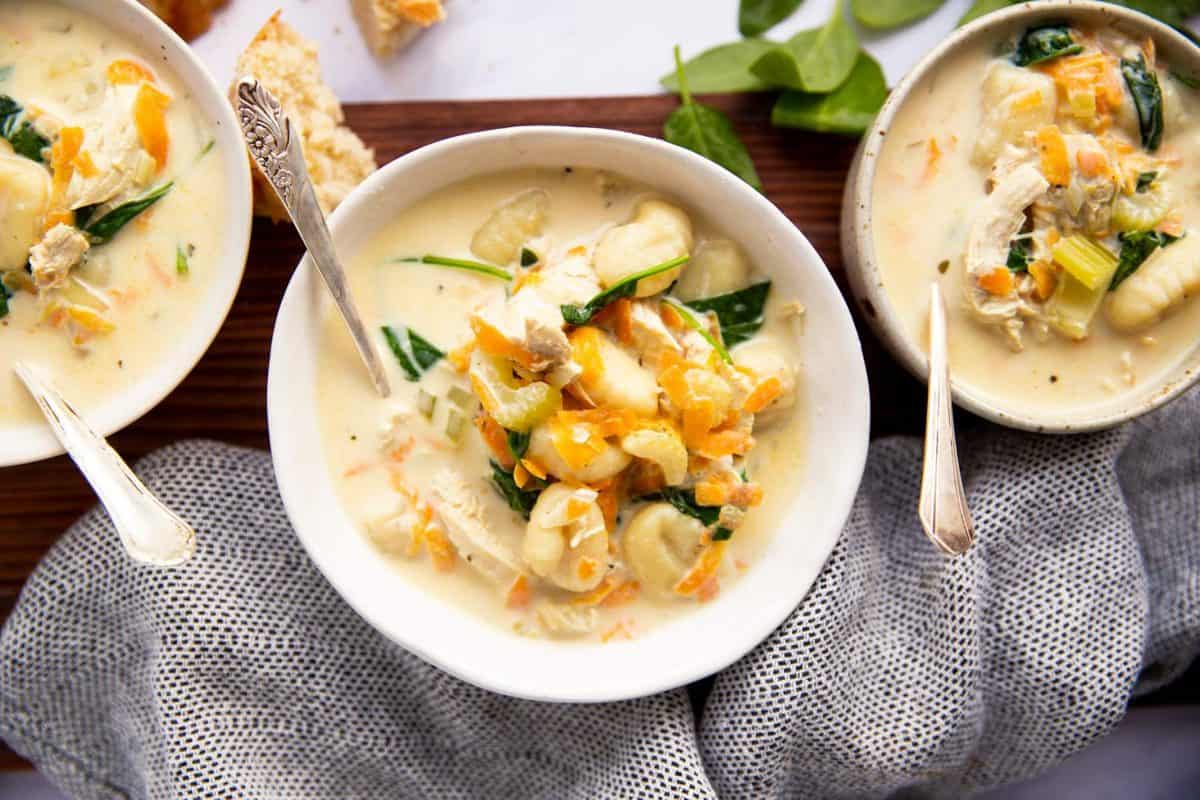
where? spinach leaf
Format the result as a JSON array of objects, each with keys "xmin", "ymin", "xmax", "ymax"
[
  {"xmin": 684, "ymin": 281, "xmax": 771, "ymax": 347},
  {"xmin": 1007, "ymin": 238, "xmax": 1032, "ymax": 272},
  {"xmin": 771, "ymin": 52, "xmax": 888, "ymax": 136},
  {"xmin": 659, "ymin": 487, "xmax": 733, "ymax": 541},
  {"xmin": 0, "ymin": 280, "xmax": 11, "ymax": 320},
  {"xmin": 1122, "ymin": 55, "xmax": 1165, "ymax": 152},
  {"xmin": 520, "ymin": 247, "xmax": 538, "ymax": 267},
  {"xmin": 561, "ymin": 255, "xmax": 688, "ymax": 325},
  {"xmin": 739, "ymin": 0, "xmax": 805, "ymax": 36},
  {"xmin": 84, "ymin": 182, "xmax": 174, "ymax": 244},
  {"xmin": 660, "ymin": 39, "xmax": 776, "ymax": 94},
  {"xmin": 0, "ymin": 95, "xmax": 47, "ymax": 163},
  {"xmin": 507, "ymin": 429, "xmax": 531, "ymax": 461},
  {"xmin": 395, "ymin": 254, "xmax": 511, "ymax": 281},
  {"xmin": 958, "ymin": 0, "xmax": 1014, "ymax": 26},
  {"xmin": 663, "ymin": 298, "xmax": 733, "ymax": 363},
  {"xmin": 664, "ymin": 46, "xmax": 762, "ymax": 191},
  {"xmin": 852, "ymin": 0, "xmax": 946, "ymax": 30},
  {"xmin": 1012, "ymin": 24, "xmax": 1083, "ymax": 67},
  {"xmin": 1172, "ymin": 70, "xmax": 1200, "ymax": 89},
  {"xmin": 490, "ymin": 460, "xmax": 542, "ymax": 519},
  {"xmin": 381, "ymin": 325, "xmax": 445, "ymax": 381},
  {"xmin": 73, "ymin": 204, "xmax": 99, "ymax": 229},
  {"xmin": 1112, "ymin": 230, "xmax": 1179, "ymax": 289},
  {"xmin": 751, "ymin": 0, "xmax": 858, "ymax": 93},
  {"xmin": 1137, "ymin": 171, "xmax": 1158, "ymax": 193}
]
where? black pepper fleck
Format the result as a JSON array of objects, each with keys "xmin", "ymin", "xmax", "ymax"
[
  {"xmin": 937, "ymin": 260, "xmax": 950, "ymax": 274},
  {"xmin": 1049, "ymin": 375, "xmax": 1059, "ymax": 384}
]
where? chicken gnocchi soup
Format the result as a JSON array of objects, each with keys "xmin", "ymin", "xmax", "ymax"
[
  {"xmin": 874, "ymin": 21, "xmax": 1200, "ymax": 415},
  {"xmin": 0, "ymin": 2, "xmax": 225, "ymax": 428},
  {"xmin": 317, "ymin": 168, "xmax": 806, "ymax": 642}
]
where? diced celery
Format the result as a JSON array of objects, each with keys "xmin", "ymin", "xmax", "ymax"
[
  {"xmin": 1112, "ymin": 187, "xmax": 1170, "ymax": 233},
  {"xmin": 1047, "ymin": 271, "xmax": 1107, "ymax": 339},
  {"xmin": 447, "ymin": 385, "xmax": 475, "ymax": 410},
  {"xmin": 468, "ymin": 351, "xmax": 561, "ymax": 433},
  {"xmin": 417, "ymin": 389, "xmax": 436, "ymax": 420},
  {"xmin": 445, "ymin": 409, "xmax": 467, "ymax": 443},
  {"xmin": 1051, "ymin": 235, "xmax": 1118, "ymax": 291}
]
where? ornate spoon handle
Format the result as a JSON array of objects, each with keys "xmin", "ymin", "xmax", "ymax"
[
  {"xmin": 14, "ymin": 362, "xmax": 195, "ymax": 566},
  {"xmin": 234, "ymin": 76, "xmax": 391, "ymax": 398},
  {"xmin": 918, "ymin": 283, "xmax": 975, "ymax": 555}
]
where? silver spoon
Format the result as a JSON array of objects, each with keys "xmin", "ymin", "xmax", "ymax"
[
  {"xmin": 14, "ymin": 362, "xmax": 196, "ymax": 566},
  {"xmin": 918, "ymin": 283, "xmax": 975, "ymax": 555},
  {"xmin": 234, "ymin": 76, "xmax": 391, "ymax": 398}
]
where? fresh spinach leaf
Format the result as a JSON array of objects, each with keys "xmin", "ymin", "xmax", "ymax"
[
  {"xmin": 772, "ymin": 52, "xmax": 888, "ymax": 136},
  {"xmin": 661, "ymin": 39, "xmax": 776, "ymax": 94},
  {"xmin": 1122, "ymin": 55, "xmax": 1165, "ymax": 152},
  {"xmin": 0, "ymin": 95, "xmax": 47, "ymax": 163},
  {"xmin": 381, "ymin": 325, "xmax": 445, "ymax": 381},
  {"xmin": 751, "ymin": 0, "xmax": 858, "ymax": 93},
  {"xmin": 1012, "ymin": 24, "xmax": 1083, "ymax": 66},
  {"xmin": 1137, "ymin": 171, "xmax": 1159, "ymax": 193},
  {"xmin": 1112, "ymin": 230, "xmax": 1180, "ymax": 289},
  {"xmin": 1007, "ymin": 238, "xmax": 1032, "ymax": 272},
  {"xmin": 852, "ymin": 0, "xmax": 946, "ymax": 30},
  {"xmin": 664, "ymin": 46, "xmax": 763, "ymax": 192},
  {"xmin": 0, "ymin": 280, "xmax": 11, "ymax": 320},
  {"xmin": 683, "ymin": 280, "xmax": 771, "ymax": 347},
  {"xmin": 490, "ymin": 460, "xmax": 542, "ymax": 519},
  {"xmin": 739, "ymin": 0, "xmax": 805, "ymax": 36},
  {"xmin": 507, "ymin": 429, "xmax": 531, "ymax": 461},
  {"xmin": 84, "ymin": 182, "xmax": 173, "ymax": 244},
  {"xmin": 520, "ymin": 247, "xmax": 538, "ymax": 267},
  {"xmin": 958, "ymin": 0, "xmax": 1014, "ymax": 26},
  {"xmin": 395, "ymin": 254, "xmax": 511, "ymax": 281},
  {"xmin": 561, "ymin": 255, "xmax": 689, "ymax": 325}
]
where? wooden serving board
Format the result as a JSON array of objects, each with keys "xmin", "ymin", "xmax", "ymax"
[{"xmin": 0, "ymin": 94, "xmax": 928, "ymax": 769}]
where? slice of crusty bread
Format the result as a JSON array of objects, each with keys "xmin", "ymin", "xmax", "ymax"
[
  {"xmin": 351, "ymin": 0, "xmax": 445, "ymax": 57},
  {"xmin": 139, "ymin": 0, "xmax": 229, "ymax": 41},
  {"xmin": 233, "ymin": 12, "xmax": 377, "ymax": 222}
]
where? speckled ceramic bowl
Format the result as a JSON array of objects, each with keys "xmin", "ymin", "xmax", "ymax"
[{"xmin": 841, "ymin": 0, "xmax": 1200, "ymax": 433}]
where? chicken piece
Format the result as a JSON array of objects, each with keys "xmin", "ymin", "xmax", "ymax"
[
  {"xmin": 974, "ymin": 61, "xmax": 1057, "ymax": 166},
  {"xmin": 592, "ymin": 200, "xmax": 693, "ymax": 296},
  {"xmin": 1033, "ymin": 134, "xmax": 1120, "ymax": 237},
  {"xmin": 964, "ymin": 162, "xmax": 1048, "ymax": 347},
  {"xmin": 428, "ymin": 468, "xmax": 522, "ymax": 584},
  {"xmin": 0, "ymin": 153, "xmax": 50, "ymax": 272},
  {"xmin": 474, "ymin": 288, "xmax": 572, "ymax": 372},
  {"xmin": 65, "ymin": 84, "xmax": 157, "ymax": 210},
  {"xmin": 29, "ymin": 224, "xmax": 90, "ymax": 292},
  {"xmin": 531, "ymin": 249, "xmax": 601, "ymax": 308},
  {"xmin": 628, "ymin": 299, "xmax": 682, "ymax": 369}
]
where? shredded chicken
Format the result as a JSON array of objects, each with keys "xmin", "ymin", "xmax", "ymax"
[{"xmin": 29, "ymin": 224, "xmax": 90, "ymax": 292}]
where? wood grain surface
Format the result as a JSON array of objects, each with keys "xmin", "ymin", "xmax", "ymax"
[{"xmin": 0, "ymin": 93, "xmax": 929, "ymax": 770}]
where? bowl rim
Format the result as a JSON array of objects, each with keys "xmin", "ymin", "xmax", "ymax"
[
  {"xmin": 847, "ymin": 0, "xmax": 1200, "ymax": 433},
  {"xmin": 267, "ymin": 124, "xmax": 871, "ymax": 702},
  {"xmin": 0, "ymin": 0, "xmax": 253, "ymax": 466}
]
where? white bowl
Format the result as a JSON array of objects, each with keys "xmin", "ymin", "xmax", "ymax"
[
  {"xmin": 2, "ymin": 0, "xmax": 252, "ymax": 467},
  {"xmin": 841, "ymin": 0, "xmax": 1200, "ymax": 433},
  {"xmin": 268, "ymin": 127, "xmax": 870, "ymax": 702}
]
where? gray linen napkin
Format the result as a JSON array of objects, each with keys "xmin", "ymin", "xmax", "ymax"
[{"xmin": 2, "ymin": 388, "xmax": 1198, "ymax": 799}]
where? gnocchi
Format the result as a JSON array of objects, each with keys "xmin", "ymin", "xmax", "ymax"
[
  {"xmin": 470, "ymin": 188, "xmax": 549, "ymax": 265},
  {"xmin": 673, "ymin": 239, "xmax": 751, "ymax": 301},
  {"xmin": 568, "ymin": 326, "xmax": 659, "ymax": 416},
  {"xmin": 592, "ymin": 199, "xmax": 693, "ymax": 296},
  {"xmin": 524, "ymin": 484, "xmax": 609, "ymax": 592},
  {"xmin": 0, "ymin": 154, "xmax": 50, "ymax": 272},
  {"xmin": 1107, "ymin": 234, "xmax": 1200, "ymax": 332},
  {"xmin": 526, "ymin": 417, "xmax": 632, "ymax": 484},
  {"xmin": 622, "ymin": 503, "xmax": 708, "ymax": 598}
]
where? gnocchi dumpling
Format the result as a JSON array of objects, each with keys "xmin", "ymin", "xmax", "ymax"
[
  {"xmin": 592, "ymin": 199, "xmax": 693, "ymax": 296},
  {"xmin": 672, "ymin": 239, "xmax": 751, "ymax": 301},
  {"xmin": 1106, "ymin": 234, "xmax": 1200, "ymax": 332},
  {"xmin": 973, "ymin": 61, "xmax": 1056, "ymax": 166},
  {"xmin": 734, "ymin": 336, "xmax": 798, "ymax": 426},
  {"xmin": 620, "ymin": 421, "xmax": 688, "ymax": 486},
  {"xmin": 622, "ymin": 503, "xmax": 708, "ymax": 598},
  {"xmin": 523, "ymin": 484, "xmax": 609, "ymax": 592},
  {"xmin": 470, "ymin": 189, "xmax": 549, "ymax": 265},
  {"xmin": 569, "ymin": 326, "xmax": 659, "ymax": 416},
  {"xmin": 527, "ymin": 418, "xmax": 632, "ymax": 484},
  {"xmin": 0, "ymin": 153, "xmax": 51, "ymax": 273}
]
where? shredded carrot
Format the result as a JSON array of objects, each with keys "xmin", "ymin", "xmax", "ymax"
[
  {"xmin": 979, "ymin": 268, "xmax": 1015, "ymax": 297},
  {"xmin": 566, "ymin": 496, "xmax": 590, "ymax": 521},
  {"xmin": 45, "ymin": 126, "xmax": 84, "ymax": 230},
  {"xmin": 612, "ymin": 298, "xmax": 634, "ymax": 345},
  {"xmin": 567, "ymin": 245, "xmax": 587, "ymax": 257},
  {"xmin": 106, "ymin": 58, "xmax": 156, "ymax": 85},
  {"xmin": 146, "ymin": 252, "xmax": 173, "ymax": 287},
  {"xmin": 601, "ymin": 621, "xmax": 633, "ymax": 643},
  {"xmin": 1046, "ymin": 227, "xmax": 1061, "ymax": 246},
  {"xmin": 520, "ymin": 457, "xmax": 548, "ymax": 480},
  {"xmin": 445, "ymin": 341, "xmax": 475, "ymax": 373},
  {"xmin": 696, "ymin": 577, "xmax": 720, "ymax": 603},
  {"xmin": 659, "ymin": 302, "xmax": 684, "ymax": 330},
  {"xmin": 505, "ymin": 575, "xmax": 532, "ymax": 609},
  {"xmin": 1011, "ymin": 89, "xmax": 1045, "ymax": 113},
  {"xmin": 342, "ymin": 462, "xmax": 372, "ymax": 478},
  {"xmin": 1028, "ymin": 260, "xmax": 1057, "ymax": 301},
  {"xmin": 568, "ymin": 326, "xmax": 607, "ymax": 388},
  {"xmin": 72, "ymin": 150, "xmax": 99, "ymax": 179},
  {"xmin": 474, "ymin": 413, "xmax": 515, "ymax": 470},
  {"xmin": 422, "ymin": 521, "xmax": 456, "ymax": 572},
  {"xmin": 513, "ymin": 463, "xmax": 531, "ymax": 489},
  {"xmin": 1076, "ymin": 147, "xmax": 1110, "ymax": 179},
  {"xmin": 695, "ymin": 429, "xmax": 754, "ymax": 459},
  {"xmin": 469, "ymin": 315, "xmax": 539, "ymax": 369},
  {"xmin": 674, "ymin": 541, "xmax": 728, "ymax": 596},
  {"xmin": 571, "ymin": 576, "xmax": 620, "ymax": 606},
  {"xmin": 922, "ymin": 137, "xmax": 942, "ymax": 182},
  {"xmin": 595, "ymin": 471, "xmax": 624, "ymax": 531},
  {"xmin": 1035, "ymin": 125, "xmax": 1071, "ymax": 187},
  {"xmin": 743, "ymin": 376, "xmax": 783, "ymax": 414},
  {"xmin": 601, "ymin": 581, "xmax": 640, "ymax": 607},
  {"xmin": 695, "ymin": 478, "xmax": 731, "ymax": 507},
  {"xmin": 133, "ymin": 82, "xmax": 171, "ymax": 171},
  {"xmin": 576, "ymin": 557, "xmax": 599, "ymax": 582}
]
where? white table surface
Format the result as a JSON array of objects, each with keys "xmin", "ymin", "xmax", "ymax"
[{"xmin": 5, "ymin": 0, "xmax": 1197, "ymax": 797}]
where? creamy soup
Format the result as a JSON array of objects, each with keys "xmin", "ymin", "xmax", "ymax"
[
  {"xmin": 874, "ymin": 22, "xmax": 1200, "ymax": 416},
  {"xmin": 316, "ymin": 168, "xmax": 806, "ymax": 642},
  {"xmin": 0, "ymin": 1, "xmax": 226, "ymax": 428}
]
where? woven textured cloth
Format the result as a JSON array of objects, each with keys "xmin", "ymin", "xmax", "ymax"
[{"xmin": 3, "ymin": 391, "xmax": 1199, "ymax": 799}]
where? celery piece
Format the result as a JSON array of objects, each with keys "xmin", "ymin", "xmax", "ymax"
[
  {"xmin": 1112, "ymin": 187, "xmax": 1169, "ymax": 233},
  {"xmin": 1051, "ymin": 235, "xmax": 1118, "ymax": 291},
  {"xmin": 417, "ymin": 389, "xmax": 437, "ymax": 420},
  {"xmin": 445, "ymin": 409, "xmax": 467, "ymax": 443},
  {"xmin": 1047, "ymin": 271, "xmax": 1108, "ymax": 340},
  {"xmin": 468, "ymin": 350, "xmax": 561, "ymax": 433}
]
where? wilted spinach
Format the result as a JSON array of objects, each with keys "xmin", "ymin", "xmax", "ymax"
[
  {"xmin": 84, "ymin": 182, "xmax": 174, "ymax": 244},
  {"xmin": 0, "ymin": 95, "xmax": 48, "ymax": 163},
  {"xmin": 561, "ymin": 255, "xmax": 689, "ymax": 325},
  {"xmin": 1112, "ymin": 230, "xmax": 1180, "ymax": 289},
  {"xmin": 381, "ymin": 325, "xmax": 444, "ymax": 382},
  {"xmin": 1122, "ymin": 55, "xmax": 1165, "ymax": 151},
  {"xmin": 490, "ymin": 460, "xmax": 542, "ymax": 519},
  {"xmin": 1012, "ymin": 25, "xmax": 1083, "ymax": 66},
  {"xmin": 684, "ymin": 281, "xmax": 772, "ymax": 347}
]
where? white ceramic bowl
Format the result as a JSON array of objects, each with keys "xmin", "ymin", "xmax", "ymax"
[
  {"xmin": 268, "ymin": 127, "xmax": 870, "ymax": 702},
  {"xmin": 841, "ymin": 0, "xmax": 1200, "ymax": 433},
  {"xmin": 2, "ymin": 0, "xmax": 252, "ymax": 467}
]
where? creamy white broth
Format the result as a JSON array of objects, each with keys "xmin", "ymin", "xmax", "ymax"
[
  {"xmin": 316, "ymin": 168, "xmax": 806, "ymax": 642},
  {"xmin": 0, "ymin": 1, "xmax": 225, "ymax": 428},
  {"xmin": 873, "ymin": 26, "xmax": 1200, "ymax": 417}
]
